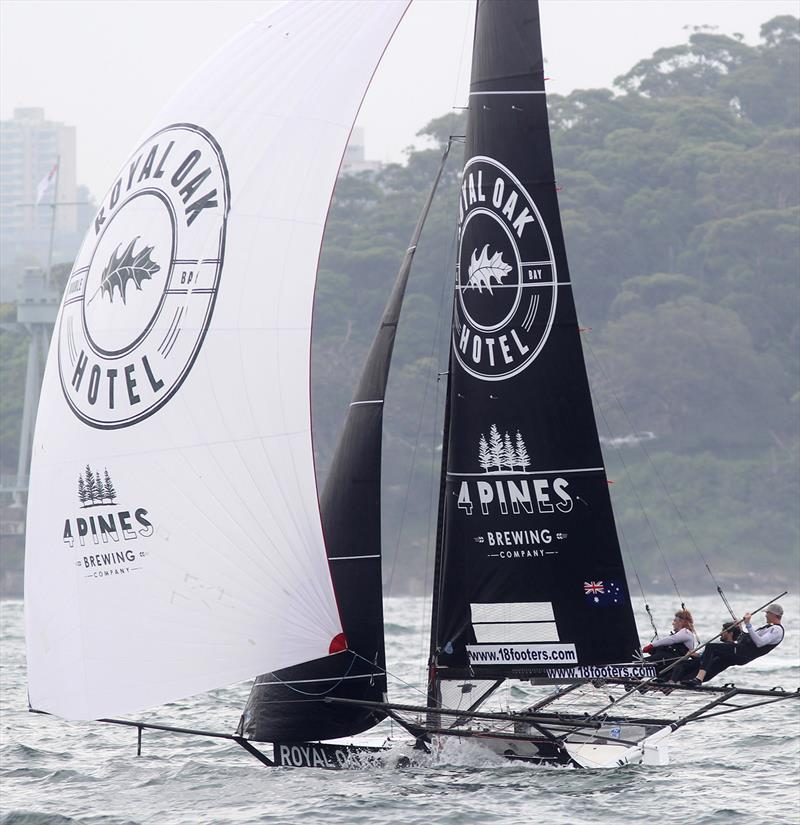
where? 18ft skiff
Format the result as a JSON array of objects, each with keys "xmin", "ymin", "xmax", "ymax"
[{"xmin": 25, "ymin": 0, "xmax": 797, "ymax": 770}]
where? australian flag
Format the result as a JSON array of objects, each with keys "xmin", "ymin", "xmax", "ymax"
[{"xmin": 584, "ymin": 579, "xmax": 625, "ymax": 606}]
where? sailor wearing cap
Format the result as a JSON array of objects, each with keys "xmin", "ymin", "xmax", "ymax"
[{"xmin": 685, "ymin": 603, "xmax": 785, "ymax": 687}]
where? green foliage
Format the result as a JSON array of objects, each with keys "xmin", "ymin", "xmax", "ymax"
[
  {"xmin": 0, "ymin": 303, "xmax": 28, "ymax": 473},
  {"xmin": 311, "ymin": 16, "xmax": 799, "ymax": 590},
  {"xmin": 605, "ymin": 446, "xmax": 799, "ymax": 592},
  {"xmin": 2, "ymin": 17, "xmax": 798, "ymax": 593}
]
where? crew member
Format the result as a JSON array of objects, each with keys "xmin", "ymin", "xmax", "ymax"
[
  {"xmin": 668, "ymin": 621, "xmax": 740, "ymax": 684},
  {"xmin": 684, "ymin": 603, "xmax": 785, "ymax": 687},
  {"xmin": 641, "ymin": 609, "xmax": 698, "ymax": 675}
]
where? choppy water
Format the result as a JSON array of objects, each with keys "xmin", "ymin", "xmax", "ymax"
[{"xmin": 1, "ymin": 594, "xmax": 799, "ymax": 825}]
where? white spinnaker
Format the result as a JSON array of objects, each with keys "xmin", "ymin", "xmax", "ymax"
[{"xmin": 25, "ymin": 0, "xmax": 410, "ymax": 721}]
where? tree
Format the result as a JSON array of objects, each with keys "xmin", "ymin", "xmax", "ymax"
[
  {"xmin": 515, "ymin": 432, "xmax": 531, "ymax": 471},
  {"xmin": 77, "ymin": 475, "xmax": 88, "ymax": 507},
  {"xmin": 103, "ymin": 469, "xmax": 117, "ymax": 504},
  {"xmin": 503, "ymin": 432, "xmax": 515, "ymax": 470},
  {"xmin": 478, "ymin": 435, "xmax": 491, "ymax": 472},
  {"xmin": 84, "ymin": 465, "xmax": 97, "ymax": 505},
  {"xmin": 488, "ymin": 425, "xmax": 504, "ymax": 471},
  {"xmin": 595, "ymin": 297, "xmax": 790, "ymax": 452},
  {"xmin": 614, "ymin": 33, "xmax": 752, "ymax": 99}
]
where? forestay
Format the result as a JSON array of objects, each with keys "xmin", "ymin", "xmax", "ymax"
[{"xmin": 25, "ymin": 0, "xmax": 409, "ymax": 721}]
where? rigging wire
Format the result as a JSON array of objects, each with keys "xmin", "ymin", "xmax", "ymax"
[
  {"xmin": 587, "ymin": 372, "xmax": 661, "ymax": 640},
  {"xmin": 351, "ymin": 651, "xmax": 433, "ymax": 703},
  {"xmin": 418, "ymin": 226, "xmax": 460, "ymax": 688},
  {"xmin": 450, "ymin": 1, "xmax": 474, "ymax": 114},
  {"xmin": 619, "ymin": 519, "xmax": 660, "ymax": 641},
  {"xmin": 385, "ymin": 146, "xmax": 458, "ymax": 599},
  {"xmin": 255, "ymin": 652, "xmax": 360, "ymax": 698},
  {"xmin": 371, "ymin": 137, "xmax": 459, "ymax": 687},
  {"xmin": 582, "ymin": 334, "xmax": 737, "ymax": 620},
  {"xmin": 582, "ymin": 337, "xmax": 685, "ymax": 609}
]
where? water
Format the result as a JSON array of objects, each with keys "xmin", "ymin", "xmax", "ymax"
[{"xmin": 2, "ymin": 594, "xmax": 798, "ymax": 825}]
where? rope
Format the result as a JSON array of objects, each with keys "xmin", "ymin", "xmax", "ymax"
[
  {"xmin": 386, "ymin": 140, "xmax": 457, "ymax": 598},
  {"xmin": 583, "ymin": 336, "xmax": 685, "ymax": 605},
  {"xmin": 644, "ymin": 603, "xmax": 660, "ymax": 642},
  {"xmin": 582, "ymin": 334, "xmax": 735, "ymax": 617},
  {"xmin": 412, "ymin": 240, "xmax": 454, "ymax": 687},
  {"xmin": 586, "ymin": 366, "xmax": 667, "ymax": 635},
  {"xmin": 418, "ymin": 225, "xmax": 459, "ymax": 687},
  {"xmin": 561, "ymin": 591, "xmax": 789, "ymax": 739},
  {"xmin": 620, "ymin": 514, "xmax": 660, "ymax": 640},
  {"xmin": 351, "ymin": 651, "xmax": 433, "ymax": 702},
  {"xmin": 254, "ymin": 652, "xmax": 360, "ymax": 698}
]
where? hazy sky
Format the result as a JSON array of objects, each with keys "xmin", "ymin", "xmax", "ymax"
[{"xmin": 2, "ymin": 0, "xmax": 796, "ymax": 200}]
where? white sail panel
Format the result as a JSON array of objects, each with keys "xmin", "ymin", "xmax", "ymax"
[{"xmin": 25, "ymin": 0, "xmax": 409, "ymax": 721}]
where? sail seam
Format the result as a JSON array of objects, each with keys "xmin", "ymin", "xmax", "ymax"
[
  {"xmin": 456, "ymin": 282, "xmax": 565, "ymax": 291},
  {"xmin": 469, "ymin": 90, "xmax": 546, "ymax": 95},
  {"xmin": 447, "ymin": 467, "xmax": 604, "ymax": 476},
  {"xmin": 329, "ymin": 554, "xmax": 380, "ymax": 561},
  {"xmin": 473, "ymin": 620, "xmax": 555, "ymax": 625},
  {"xmin": 254, "ymin": 673, "xmax": 383, "ymax": 686}
]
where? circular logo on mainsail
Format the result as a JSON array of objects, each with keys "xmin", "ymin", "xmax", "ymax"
[
  {"xmin": 57, "ymin": 124, "xmax": 230, "ymax": 428},
  {"xmin": 453, "ymin": 156, "xmax": 557, "ymax": 381}
]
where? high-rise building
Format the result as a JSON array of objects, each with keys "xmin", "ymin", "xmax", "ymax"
[
  {"xmin": 341, "ymin": 127, "xmax": 383, "ymax": 176},
  {"xmin": 0, "ymin": 107, "xmax": 79, "ymax": 273}
]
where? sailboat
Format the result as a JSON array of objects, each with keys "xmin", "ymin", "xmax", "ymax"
[{"xmin": 24, "ymin": 0, "xmax": 796, "ymax": 771}]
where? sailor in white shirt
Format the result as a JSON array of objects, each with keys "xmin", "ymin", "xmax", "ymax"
[
  {"xmin": 686, "ymin": 603, "xmax": 785, "ymax": 686},
  {"xmin": 641, "ymin": 609, "xmax": 698, "ymax": 674}
]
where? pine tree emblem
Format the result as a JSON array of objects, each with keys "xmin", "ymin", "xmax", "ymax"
[
  {"xmin": 503, "ymin": 432, "xmax": 515, "ymax": 470},
  {"xmin": 514, "ymin": 431, "xmax": 530, "ymax": 471},
  {"xmin": 77, "ymin": 465, "xmax": 119, "ymax": 507},
  {"xmin": 477, "ymin": 426, "xmax": 532, "ymax": 473},
  {"xmin": 478, "ymin": 435, "xmax": 492, "ymax": 472},
  {"xmin": 78, "ymin": 475, "xmax": 88, "ymax": 506},
  {"xmin": 103, "ymin": 469, "xmax": 117, "ymax": 504},
  {"xmin": 488, "ymin": 424, "xmax": 504, "ymax": 471}
]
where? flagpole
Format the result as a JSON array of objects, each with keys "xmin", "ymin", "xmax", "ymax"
[{"xmin": 45, "ymin": 155, "xmax": 60, "ymax": 286}]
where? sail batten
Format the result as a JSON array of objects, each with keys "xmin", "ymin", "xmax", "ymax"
[
  {"xmin": 239, "ymin": 140, "xmax": 454, "ymax": 743},
  {"xmin": 25, "ymin": 0, "xmax": 410, "ymax": 722},
  {"xmin": 430, "ymin": 0, "xmax": 639, "ymax": 697}
]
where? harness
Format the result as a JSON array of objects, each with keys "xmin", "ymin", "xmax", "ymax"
[{"xmin": 736, "ymin": 623, "xmax": 784, "ymax": 663}]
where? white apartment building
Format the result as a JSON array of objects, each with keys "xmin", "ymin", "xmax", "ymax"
[
  {"xmin": 341, "ymin": 127, "xmax": 383, "ymax": 176},
  {"xmin": 0, "ymin": 107, "xmax": 79, "ymax": 273}
]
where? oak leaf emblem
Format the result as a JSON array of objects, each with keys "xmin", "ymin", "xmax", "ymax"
[
  {"xmin": 100, "ymin": 238, "xmax": 160, "ymax": 304},
  {"xmin": 466, "ymin": 245, "xmax": 512, "ymax": 294}
]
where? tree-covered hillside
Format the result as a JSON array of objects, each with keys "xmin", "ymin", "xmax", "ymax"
[
  {"xmin": 1, "ymin": 17, "xmax": 798, "ymax": 596},
  {"xmin": 311, "ymin": 16, "xmax": 800, "ymax": 594}
]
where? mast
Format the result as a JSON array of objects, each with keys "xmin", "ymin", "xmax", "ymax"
[
  {"xmin": 429, "ymin": 0, "xmax": 640, "ymax": 699},
  {"xmin": 240, "ymin": 142, "xmax": 453, "ymax": 742}
]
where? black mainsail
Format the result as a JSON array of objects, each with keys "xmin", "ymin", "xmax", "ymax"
[
  {"xmin": 429, "ymin": 0, "xmax": 640, "ymax": 702},
  {"xmin": 24, "ymin": 0, "xmax": 798, "ymax": 770}
]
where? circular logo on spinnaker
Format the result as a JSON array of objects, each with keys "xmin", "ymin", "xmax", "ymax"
[
  {"xmin": 453, "ymin": 156, "xmax": 557, "ymax": 381},
  {"xmin": 57, "ymin": 124, "xmax": 230, "ymax": 428}
]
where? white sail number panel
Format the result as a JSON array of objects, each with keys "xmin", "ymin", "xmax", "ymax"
[{"xmin": 466, "ymin": 602, "xmax": 578, "ymax": 665}]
